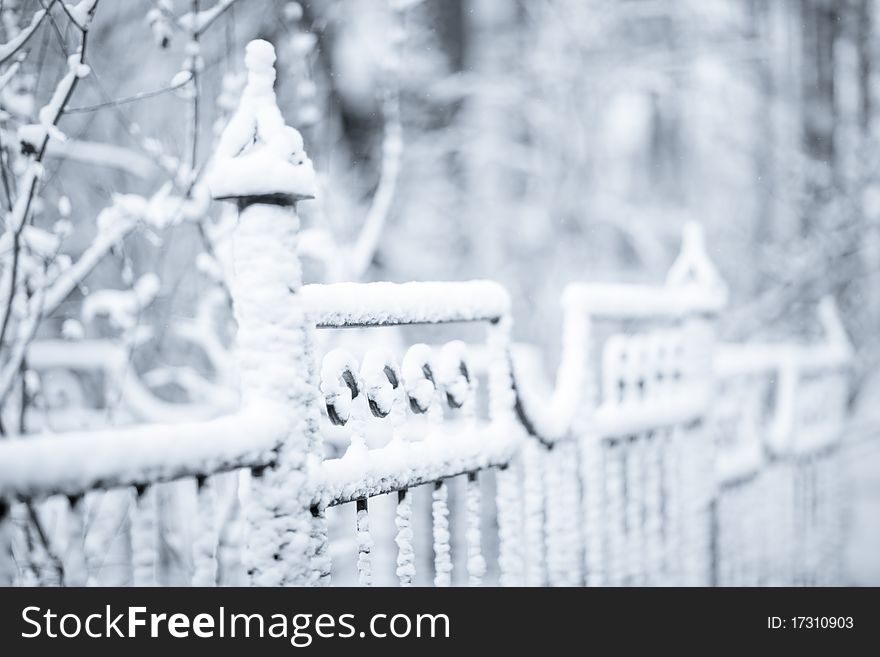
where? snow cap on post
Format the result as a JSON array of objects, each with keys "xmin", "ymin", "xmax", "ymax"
[
  {"xmin": 817, "ymin": 295, "xmax": 853, "ymax": 361},
  {"xmin": 207, "ymin": 39, "xmax": 317, "ymax": 206},
  {"xmin": 665, "ymin": 221, "xmax": 728, "ymax": 307}
]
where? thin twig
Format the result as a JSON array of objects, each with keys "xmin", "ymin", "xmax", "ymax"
[
  {"xmin": 65, "ymin": 76, "xmax": 191, "ymax": 113},
  {"xmin": 0, "ymin": 0, "xmax": 58, "ymax": 67}
]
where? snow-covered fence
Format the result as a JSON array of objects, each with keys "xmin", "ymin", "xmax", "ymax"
[
  {"xmin": 0, "ymin": 39, "xmax": 526, "ymax": 588},
  {"xmin": 305, "ymin": 282, "xmax": 523, "ymax": 586},
  {"xmin": 514, "ymin": 223, "xmax": 726, "ymax": 587},
  {"xmin": 712, "ymin": 298, "xmax": 852, "ymax": 586},
  {"xmin": 0, "ymin": 39, "xmax": 858, "ymax": 588}
]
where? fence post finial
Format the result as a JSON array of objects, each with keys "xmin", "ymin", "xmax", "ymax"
[
  {"xmin": 209, "ymin": 39, "xmax": 326, "ymax": 586},
  {"xmin": 817, "ymin": 295, "xmax": 853, "ymax": 359},
  {"xmin": 208, "ymin": 39, "xmax": 317, "ymax": 206},
  {"xmin": 665, "ymin": 221, "xmax": 728, "ymax": 306}
]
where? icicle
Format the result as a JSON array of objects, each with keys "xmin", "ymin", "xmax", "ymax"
[
  {"xmin": 191, "ymin": 476, "xmax": 218, "ymax": 586},
  {"xmin": 356, "ymin": 498, "xmax": 372, "ymax": 587},
  {"xmin": 432, "ymin": 481, "xmax": 452, "ymax": 587},
  {"xmin": 395, "ymin": 489, "xmax": 415, "ymax": 586},
  {"xmin": 130, "ymin": 485, "xmax": 157, "ymax": 586},
  {"xmin": 465, "ymin": 473, "xmax": 486, "ymax": 586}
]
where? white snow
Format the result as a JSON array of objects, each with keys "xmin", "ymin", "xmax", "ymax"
[
  {"xmin": 320, "ymin": 349, "xmax": 360, "ymax": 426},
  {"xmin": 562, "ymin": 281, "xmax": 725, "ymax": 319},
  {"xmin": 356, "ymin": 503, "xmax": 373, "ymax": 586},
  {"xmin": 0, "ymin": 401, "xmax": 285, "ymax": 501},
  {"xmin": 301, "ymin": 280, "xmax": 510, "ymax": 327},
  {"xmin": 401, "ymin": 344, "xmax": 436, "ymax": 413},
  {"xmin": 312, "ymin": 420, "xmax": 521, "ymax": 507},
  {"xmin": 207, "ymin": 39, "xmax": 317, "ymax": 202},
  {"xmin": 432, "ymin": 481, "xmax": 452, "ymax": 587},
  {"xmin": 394, "ymin": 489, "xmax": 415, "ymax": 585}
]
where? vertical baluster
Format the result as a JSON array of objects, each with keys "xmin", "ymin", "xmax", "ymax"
[
  {"xmin": 131, "ymin": 485, "xmax": 157, "ymax": 586},
  {"xmin": 192, "ymin": 476, "xmax": 218, "ymax": 586},
  {"xmin": 747, "ymin": 479, "xmax": 762, "ymax": 586},
  {"xmin": 464, "ymin": 473, "xmax": 486, "ymax": 587},
  {"xmin": 395, "ymin": 489, "xmax": 415, "ymax": 586},
  {"xmin": 522, "ymin": 440, "xmax": 545, "ymax": 586},
  {"xmin": 545, "ymin": 447, "xmax": 564, "ymax": 586},
  {"xmin": 25, "ymin": 502, "xmax": 62, "ymax": 586},
  {"xmin": 604, "ymin": 439, "xmax": 626, "ymax": 586},
  {"xmin": 310, "ymin": 503, "xmax": 331, "ymax": 587},
  {"xmin": 624, "ymin": 434, "xmax": 644, "ymax": 585},
  {"xmin": 216, "ymin": 473, "xmax": 246, "ymax": 586},
  {"xmin": 356, "ymin": 498, "xmax": 373, "ymax": 586},
  {"xmin": 562, "ymin": 441, "xmax": 584, "ymax": 585},
  {"xmin": 0, "ymin": 499, "xmax": 14, "ymax": 586},
  {"xmin": 642, "ymin": 432, "xmax": 663, "ymax": 585},
  {"xmin": 581, "ymin": 433, "xmax": 604, "ymax": 586},
  {"xmin": 663, "ymin": 424, "xmax": 683, "ymax": 584},
  {"xmin": 432, "ymin": 481, "xmax": 452, "ymax": 587},
  {"xmin": 496, "ymin": 463, "xmax": 523, "ymax": 587},
  {"xmin": 547, "ymin": 442, "xmax": 581, "ymax": 586},
  {"xmin": 64, "ymin": 496, "xmax": 88, "ymax": 586},
  {"xmin": 82, "ymin": 490, "xmax": 129, "ymax": 586},
  {"xmin": 717, "ymin": 493, "xmax": 729, "ymax": 586},
  {"xmin": 814, "ymin": 456, "xmax": 827, "ymax": 585}
]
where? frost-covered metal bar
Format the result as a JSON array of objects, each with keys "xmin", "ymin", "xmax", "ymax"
[
  {"xmin": 303, "ymin": 280, "xmax": 509, "ymax": 327},
  {"xmin": 395, "ymin": 489, "xmax": 414, "ymax": 586},
  {"xmin": 355, "ymin": 498, "xmax": 372, "ymax": 586},
  {"xmin": 0, "ymin": 402, "xmax": 283, "ymax": 501},
  {"xmin": 192, "ymin": 476, "xmax": 218, "ymax": 586},
  {"xmin": 130, "ymin": 486, "xmax": 157, "ymax": 586},
  {"xmin": 465, "ymin": 473, "xmax": 486, "ymax": 586}
]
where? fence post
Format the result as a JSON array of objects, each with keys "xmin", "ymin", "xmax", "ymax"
[
  {"xmin": 208, "ymin": 39, "xmax": 327, "ymax": 586},
  {"xmin": 667, "ymin": 222, "xmax": 726, "ymax": 586}
]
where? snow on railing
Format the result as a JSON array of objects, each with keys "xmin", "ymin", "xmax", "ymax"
[
  {"xmin": 514, "ymin": 222, "xmax": 724, "ymax": 587},
  {"xmin": 711, "ymin": 297, "xmax": 851, "ymax": 586},
  {"xmin": 305, "ymin": 282, "xmax": 522, "ymax": 587},
  {"xmin": 0, "ymin": 40, "xmax": 525, "ymax": 588},
  {"xmin": 0, "ymin": 41, "xmax": 857, "ymax": 589}
]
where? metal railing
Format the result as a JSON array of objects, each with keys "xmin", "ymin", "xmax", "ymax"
[{"xmin": 0, "ymin": 40, "xmax": 858, "ymax": 588}]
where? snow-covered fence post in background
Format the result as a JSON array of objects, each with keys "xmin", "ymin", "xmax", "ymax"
[
  {"xmin": 512, "ymin": 222, "xmax": 726, "ymax": 587},
  {"xmin": 207, "ymin": 40, "xmax": 327, "ymax": 586},
  {"xmin": 664, "ymin": 222, "xmax": 728, "ymax": 586},
  {"xmin": 712, "ymin": 296, "xmax": 852, "ymax": 586}
]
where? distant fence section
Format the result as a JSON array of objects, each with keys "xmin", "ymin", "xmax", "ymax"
[{"xmin": 0, "ymin": 40, "xmax": 856, "ymax": 587}]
